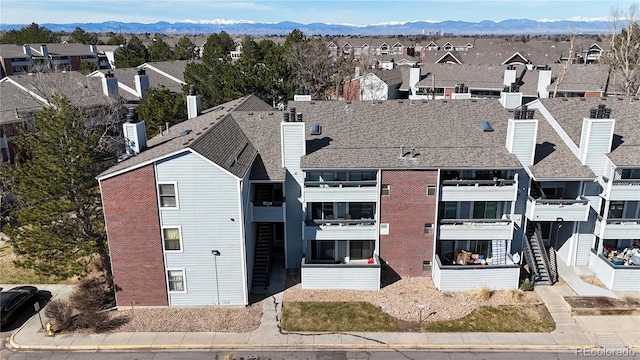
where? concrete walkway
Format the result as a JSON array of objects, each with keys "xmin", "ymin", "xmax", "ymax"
[
  {"xmin": 556, "ymin": 258, "xmax": 618, "ymax": 298},
  {"xmin": 5, "ymin": 269, "xmax": 640, "ymax": 352}
]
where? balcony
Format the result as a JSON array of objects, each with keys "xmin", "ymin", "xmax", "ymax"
[
  {"xmin": 525, "ymin": 196, "xmax": 590, "ymax": 222},
  {"xmin": 595, "ymin": 216, "xmax": 640, "ymax": 239},
  {"xmin": 439, "ymin": 218, "xmax": 513, "ymax": 240},
  {"xmin": 251, "ymin": 200, "xmax": 285, "ymax": 222},
  {"xmin": 301, "ymin": 255, "xmax": 381, "ymax": 290},
  {"xmin": 432, "ymin": 255, "xmax": 520, "ymax": 291},
  {"xmin": 440, "ymin": 179, "xmax": 517, "ymax": 202},
  {"xmin": 607, "ymin": 179, "xmax": 640, "ymax": 201},
  {"xmin": 589, "ymin": 251, "xmax": 640, "ymax": 291},
  {"xmin": 304, "ymin": 219, "xmax": 377, "ymax": 240},
  {"xmin": 304, "ymin": 181, "xmax": 378, "ymax": 203}
]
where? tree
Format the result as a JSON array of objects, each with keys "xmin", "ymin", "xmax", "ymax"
[
  {"xmin": 106, "ymin": 34, "xmax": 127, "ymax": 46},
  {"xmin": 552, "ymin": 32, "xmax": 576, "ymax": 98},
  {"xmin": 3, "ymin": 95, "xmax": 113, "ymax": 280},
  {"xmin": 608, "ymin": 3, "xmax": 640, "ymax": 96},
  {"xmin": 148, "ymin": 34, "xmax": 172, "ymax": 62},
  {"xmin": 69, "ymin": 27, "xmax": 100, "ymax": 45},
  {"xmin": 79, "ymin": 61, "xmax": 97, "ymax": 75},
  {"xmin": 137, "ymin": 86, "xmax": 187, "ymax": 137},
  {"xmin": 114, "ymin": 35, "xmax": 148, "ymax": 68},
  {"xmin": 284, "ymin": 32, "xmax": 337, "ymax": 100},
  {"xmin": 173, "ymin": 36, "xmax": 197, "ymax": 60},
  {"xmin": 201, "ymin": 31, "xmax": 235, "ymax": 64},
  {"xmin": 0, "ymin": 23, "xmax": 60, "ymax": 44}
]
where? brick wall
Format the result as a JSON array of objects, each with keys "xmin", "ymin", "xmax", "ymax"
[
  {"xmin": 343, "ymin": 78, "xmax": 361, "ymax": 101},
  {"xmin": 101, "ymin": 164, "xmax": 168, "ymax": 306},
  {"xmin": 380, "ymin": 170, "xmax": 437, "ymax": 277}
]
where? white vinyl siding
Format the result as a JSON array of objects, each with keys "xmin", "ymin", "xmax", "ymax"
[{"xmin": 157, "ymin": 151, "xmax": 246, "ymax": 306}]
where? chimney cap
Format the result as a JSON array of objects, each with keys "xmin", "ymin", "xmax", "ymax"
[
  {"xmin": 136, "ymin": 68, "xmax": 146, "ymax": 76},
  {"xmin": 126, "ymin": 107, "xmax": 138, "ymax": 122},
  {"xmin": 189, "ymin": 85, "xmax": 197, "ymax": 96}
]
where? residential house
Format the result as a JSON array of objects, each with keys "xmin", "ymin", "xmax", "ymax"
[
  {"xmin": 0, "ymin": 71, "xmax": 122, "ymax": 162},
  {"xmin": 342, "ymin": 67, "xmax": 404, "ymax": 101}
]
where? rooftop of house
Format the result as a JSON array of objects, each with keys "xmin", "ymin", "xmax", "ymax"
[
  {"xmin": 26, "ymin": 43, "xmax": 98, "ymax": 57},
  {"xmin": 546, "ymin": 63, "xmax": 609, "ymax": 93},
  {"xmin": 293, "ymin": 98, "xmax": 522, "ymax": 170},
  {"xmin": 0, "ymin": 44, "xmax": 30, "ymax": 58},
  {"xmin": 139, "ymin": 60, "xmax": 199, "ymax": 85},
  {"xmin": 98, "ymin": 94, "xmax": 274, "ymax": 180},
  {"xmin": 0, "ymin": 71, "xmax": 117, "ymax": 124},
  {"xmin": 540, "ymin": 97, "xmax": 640, "ymax": 167}
]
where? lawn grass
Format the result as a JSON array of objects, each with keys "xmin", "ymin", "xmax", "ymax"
[
  {"xmin": 0, "ymin": 241, "xmax": 77, "ymax": 284},
  {"xmin": 281, "ymin": 301, "xmax": 555, "ymax": 333},
  {"xmin": 281, "ymin": 302, "xmax": 396, "ymax": 332},
  {"xmin": 421, "ymin": 304, "xmax": 556, "ymax": 332}
]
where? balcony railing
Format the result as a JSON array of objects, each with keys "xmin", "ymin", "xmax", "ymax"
[
  {"xmin": 604, "ymin": 178, "xmax": 640, "ymax": 200},
  {"xmin": 525, "ymin": 195, "xmax": 590, "ymax": 222},
  {"xmin": 304, "ymin": 219, "xmax": 377, "ymax": 240},
  {"xmin": 439, "ymin": 218, "xmax": 513, "ymax": 240},
  {"xmin": 595, "ymin": 215, "xmax": 640, "ymax": 239},
  {"xmin": 252, "ymin": 200, "xmax": 284, "ymax": 206},
  {"xmin": 440, "ymin": 179, "xmax": 517, "ymax": 201},
  {"xmin": 442, "ymin": 179, "xmax": 516, "ymax": 186},
  {"xmin": 304, "ymin": 180, "xmax": 377, "ymax": 188}
]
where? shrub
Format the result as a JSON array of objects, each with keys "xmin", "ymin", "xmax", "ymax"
[
  {"xmin": 44, "ymin": 299, "xmax": 75, "ymax": 332},
  {"xmin": 519, "ymin": 279, "xmax": 534, "ymax": 291},
  {"xmin": 471, "ymin": 286, "xmax": 494, "ymax": 301},
  {"xmin": 69, "ymin": 274, "xmax": 115, "ymax": 313}
]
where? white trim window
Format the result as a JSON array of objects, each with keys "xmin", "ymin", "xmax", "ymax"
[
  {"xmin": 162, "ymin": 227, "xmax": 183, "ymax": 252},
  {"xmin": 167, "ymin": 269, "xmax": 186, "ymax": 293},
  {"xmin": 158, "ymin": 182, "xmax": 179, "ymax": 209}
]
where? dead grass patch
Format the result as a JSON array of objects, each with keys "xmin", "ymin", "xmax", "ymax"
[{"xmin": 579, "ymin": 275, "xmax": 608, "ymax": 289}]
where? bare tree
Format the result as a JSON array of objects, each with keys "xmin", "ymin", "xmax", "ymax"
[
  {"xmin": 552, "ymin": 31, "xmax": 576, "ymax": 98},
  {"xmin": 285, "ymin": 37, "xmax": 338, "ymax": 100},
  {"xmin": 608, "ymin": 3, "xmax": 640, "ymax": 96}
]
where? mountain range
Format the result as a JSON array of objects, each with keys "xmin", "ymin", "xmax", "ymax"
[{"xmin": 0, "ymin": 19, "xmax": 612, "ymax": 36}]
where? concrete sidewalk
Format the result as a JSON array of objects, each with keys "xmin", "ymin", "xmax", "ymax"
[{"xmin": 6, "ymin": 267, "xmax": 640, "ymax": 352}]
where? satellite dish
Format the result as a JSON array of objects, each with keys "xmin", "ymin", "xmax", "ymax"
[{"xmin": 512, "ymin": 252, "xmax": 521, "ymax": 264}]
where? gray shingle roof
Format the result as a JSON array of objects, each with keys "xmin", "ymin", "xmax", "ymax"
[
  {"xmin": 0, "ymin": 44, "xmax": 29, "ymax": 58},
  {"xmin": 292, "ymin": 99, "xmax": 522, "ymax": 170},
  {"xmin": 530, "ymin": 114, "xmax": 595, "ymax": 180},
  {"xmin": 98, "ymin": 95, "xmax": 271, "ymax": 180},
  {"xmin": 540, "ymin": 97, "xmax": 640, "ymax": 167},
  {"xmin": 545, "ymin": 64, "xmax": 609, "ymax": 93},
  {"xmin": 0, "ymin": 72, "xmax": 119, "ymax": 124}
]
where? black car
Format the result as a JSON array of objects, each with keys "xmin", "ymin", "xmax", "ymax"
[{"xmin": 0, "ymin": 286, "xmax": 39, "ymax": 327}]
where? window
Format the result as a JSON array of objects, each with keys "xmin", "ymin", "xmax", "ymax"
[
  {"xmin": 608, "ymin": 201, "xmax": 624, "ymax": 219},
  {"xmin": 311, "ymin": 240, "xmax": 335, "ymax": 261},
  {"xmin": 381, "ymin": 184, "xmax": 390, "ymax": 196},
  {"xmin": 163, "ymin": 227, "xmax": 182, "ymax": 251},
  {"xmin": 473, "ymin": 201, "xmax": 499, "ymax": 219},
  {"xmin": 380, "ymin": 223, "xmax": 389, "ymax": 235},
  {"xmin": 426, "ymin": 184, "xmax": 437, "ymax": 196},
  {"xmin": 158, "ymin": 183, "xmax": 178, "ymax": 208},
  {"xmin": 167, "ymin": 269, "xmax": 186, "ymax": 292},
  {"xmin": 424, "ymin": 223, "xmax": 434, "ymax": 234},
  {"xmin": 349, "ymin": 240, "xmax": 374, "ymax": 260},
  {"xmin": 444, "ymin": 202, "xmax": 457, "ymax": 219}
]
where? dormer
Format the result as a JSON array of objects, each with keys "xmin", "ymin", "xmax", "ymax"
[
  {"xmin": 442, "ymin": 42, "xmax": 453, "ymax": 51},
  {"xmin": 392, "ymin": 42, "xmax": 403, "ymax": 55},
  {"xmin": 501, "ymin": 52, "xmax": 529, "ymax": 66},
  {"xmin": 379, "ymin": 43, "xmax": 390, "ymax": 55},
  {"xmin": 342, "ymin": 43, "xmax": 352, "ymax": 55},
  {"xmin": 435, "ymin": 51, "xmax": 462, "ymax": 64},
  {"xmin": 425, "ymin": 41, "xmax": 439, "ymax": 51}
]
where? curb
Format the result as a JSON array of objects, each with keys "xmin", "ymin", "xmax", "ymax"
[{"xmin": 9, "ymin": 341, "xmax": 602, "ymax": 352}]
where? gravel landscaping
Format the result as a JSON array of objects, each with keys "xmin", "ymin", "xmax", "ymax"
[{"xmin": 104, "ymin": 271, "xmax": 543, "ymax": 333}]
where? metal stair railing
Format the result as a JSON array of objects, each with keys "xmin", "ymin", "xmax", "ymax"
[
  {"xmin": 533, "ymin": 227, "xmax": 554, "ymax": 285},
  {"xmin": 522, "ymin": 233, "xmax": 540, "ymax": 284}
]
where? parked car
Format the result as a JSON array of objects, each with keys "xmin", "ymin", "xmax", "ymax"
[{"xmin": 0, "ymin": 286, "xmax": 39, "ymax": 327}]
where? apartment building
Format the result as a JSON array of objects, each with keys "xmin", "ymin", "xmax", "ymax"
[{"xmin": 98, "ymin": 91, "xmax": 639, "ymax": 307}]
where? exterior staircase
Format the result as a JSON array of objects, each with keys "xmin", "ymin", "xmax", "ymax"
[
  {"xmin": 252, "ymin": 223, "xmax": 272, "ymax": 291},
  {"xmin": 254, "ymin": 184, "xmax": 272, "ymax": 205},
  {"xmin": 523, "ymin": 221, "xmax": 553, "ymax": 286}
]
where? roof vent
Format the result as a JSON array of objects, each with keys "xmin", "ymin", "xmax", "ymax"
[
  {"xmin": 310, "ymin": 124, "xmax": 322, "ymax": 135},
  {"xmin": 289, "ymin": 107, "xmax": 296, "ymax": 121},
  {"xmin": 296, "ymin": 113, "xmax": 303, "ymax": 122},
  {"xmin": 283, "ymin": 113, "xmax": 290, "ymax": 122},
  {"xmin": 480, "ymin": 121, "xmax": 494, "ymax": 132}
]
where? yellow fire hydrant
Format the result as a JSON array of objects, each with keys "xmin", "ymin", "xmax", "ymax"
[{"xmin": 46, "ymin": 321, "xmax": 55, "ymax": 336}]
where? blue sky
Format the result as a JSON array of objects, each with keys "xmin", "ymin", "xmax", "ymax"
[{"xmin": 1, "ymin": 0, "xmax": 635, "ymax": 25}]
